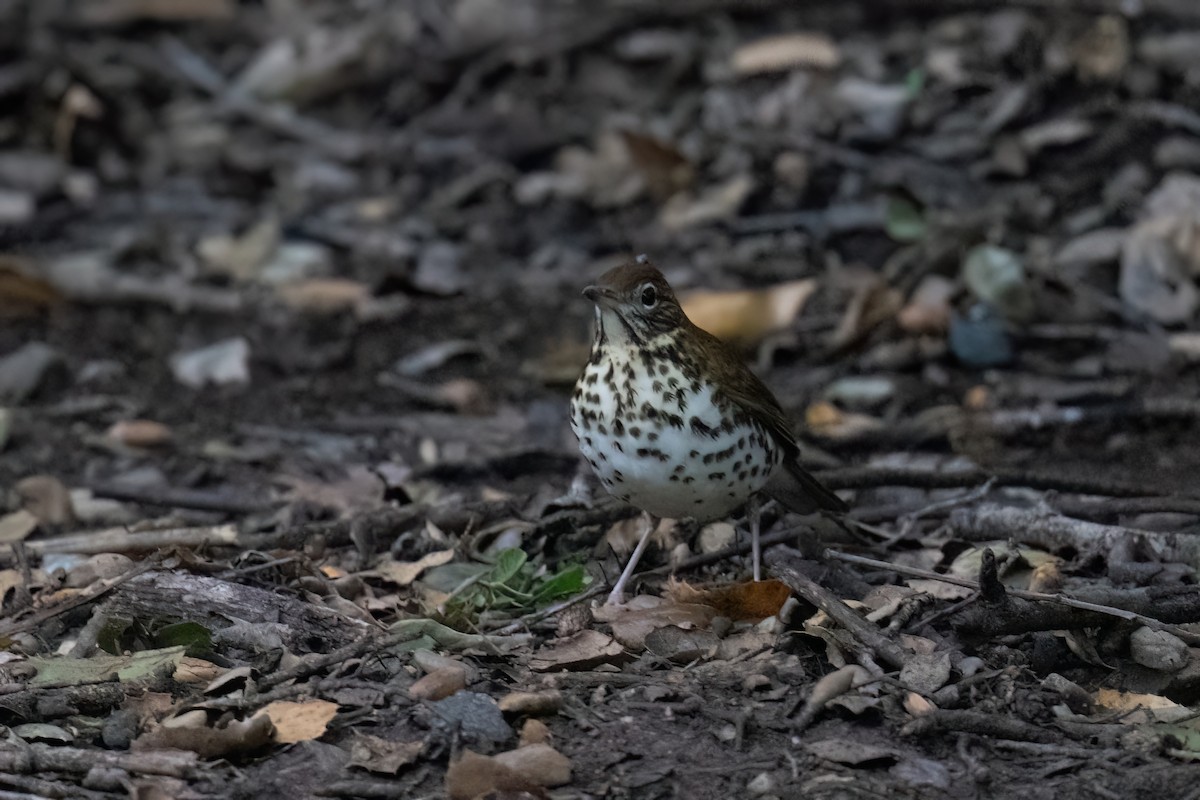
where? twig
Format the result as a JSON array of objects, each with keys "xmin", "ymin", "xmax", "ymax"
[
  {"xmin": 768, "ymin": 556, "xmax": 909, "ymax": 670},
  {"xmin": 0, "ymin": 524, "xmax": 239, "ymax": 564},
  {"xmin": 826, "ymin": 550, "xmax": 1200, "ymax": 645},
  {"xmin": 85, "ymin": 482, "xmax": 278, "ymax": 515},
  {"xmin": 817, "ymin": 465, "xmax": 1178, "ymax": 499},
  {"xmin": 949, "ymin": 504, "xmax": 1200, "ymax": 566}
]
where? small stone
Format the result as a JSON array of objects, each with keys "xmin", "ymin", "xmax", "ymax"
[{"xmin": 747, "ymin": 771, "xmax": 776, "ymax": 794}]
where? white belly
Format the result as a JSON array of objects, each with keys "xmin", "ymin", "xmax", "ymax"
[{"xmin": 570, "ymin": 345, "xmax": 778, "ymax": 520}]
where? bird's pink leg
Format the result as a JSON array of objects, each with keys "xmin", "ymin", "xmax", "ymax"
[
  {"xmin": 606, "ymin": 512, "xmax": 655, "ymax": 605},
  {"xmin": 749, "ymin": 495, "xmax": 762, "ymax": 582}
]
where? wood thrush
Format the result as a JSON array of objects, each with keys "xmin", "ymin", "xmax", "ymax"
[{"xmin": 570, "ymin": 256, "xmax": 847, "ymax": 604}]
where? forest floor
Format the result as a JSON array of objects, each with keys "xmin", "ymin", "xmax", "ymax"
[{"xmin": 3, "ymin": 1, "xmax": 1200, "ymax": 798}]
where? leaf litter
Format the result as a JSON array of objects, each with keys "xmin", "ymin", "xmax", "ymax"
[{"xmin": 2, "ymin": 1, "xmax": 1200, "ymax": 798}]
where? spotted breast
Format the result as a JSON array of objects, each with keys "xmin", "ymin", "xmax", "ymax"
[{"xmin": 570, "ymin": 333, "xmax": 781, "ymax": 521}]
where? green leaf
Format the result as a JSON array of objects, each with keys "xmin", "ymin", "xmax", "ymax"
[
  {"xmin": 533, "ymin": 565, "xmax": 588, "ymax": 603},
  {"xmin": 154, "ymin": 621, "xmax": 213, "ymax": 654},
  {"xmin": 904, "ymin": 67, "xmax": 925, "ymax": 99},
  {"xmin": 489, "ymin": 548, "xmax": 527, "ymax": 586},
  {"xmin": 885, "ymin": 195, "xmax": 926, "ymax": 243},
  {"xmin": 27, "ymin": 646, "xmax": 186, "ymax": 686}
]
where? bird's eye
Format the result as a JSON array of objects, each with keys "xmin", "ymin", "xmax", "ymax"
[{"xmin": 640, "ymin": 285, "xmax": 657, "ymax": 308}]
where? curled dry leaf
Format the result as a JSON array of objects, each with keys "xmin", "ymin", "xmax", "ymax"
[
  {"xmin": 134, "ymin": 712, "xmax": 274, "ymax": 759},
  {"xmin": 446, "ymin": 746, "xmax": 571, "ymax": 800},
  {"xmin": 904, "ymin": 692, "xmax": 937, "ymax": 717},
  {"xmin": 681, "ymin": 279, "xmax": 817, "ymax": 349},
  {"xmin": 520, "ymin": 718, "xmax": 552, "ymax": 747},
  {"xmin": 261, "ymin": 699, "xmax": 339, "ymax": 744},
  {"xmin": 106, "ymin": 420, "xmax": 173, "ymax": 448},
  {"xmin": 731, "ymin": 32, "xmax": 841, "ymax": 75},
  {"xmin": 409, "ymin": 665, "xmax": 467, "ymax": 701},
  {"xmin": 499, "ymin": 690, "xmax": 563, "ymax": 716}
]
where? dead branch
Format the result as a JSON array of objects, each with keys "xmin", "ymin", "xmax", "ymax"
[
  {"xmin": 949, "ymin": 504, "xmax": 1200, "ymax": 567},
  {"xmin": 768, "ymin": 555, "xmax": 909, "ymax": 670}
]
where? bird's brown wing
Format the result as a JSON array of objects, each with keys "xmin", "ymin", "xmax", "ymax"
[{"xmin": 691, "ymin": 323, "xmax": 847, "ymax": 514}]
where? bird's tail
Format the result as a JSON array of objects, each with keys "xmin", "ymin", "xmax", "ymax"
[{"xmin": 764, "ymin": 460, "xmax": 847, "ymax": 515}]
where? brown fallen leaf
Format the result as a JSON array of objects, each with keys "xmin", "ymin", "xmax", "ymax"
[
  {"xmin": 262, "ymin": 699, "xmax": 339, "ymax": 744},
  {"xmin": 520, "ymin": 718, "xmax": 552, "ymax": 747},
  {"xmin": 493, "ymin": 744, "xmax": 572, "ymax": 788},
  {"xmin": 278, "ymin": 278, "xmax": 372, "ymax": 315},
  {"xmin": 607, "ymin": 599, "xmax": 716, "ymax": 650},
  {"xmin": 0, "ymin": 510, "xmax": 38, "ymax": 545},
  {"xmin": 499, "ymin": 690, "xmax": 564, "ymax": 716},
  {"xmin": 134, "ymin": 713, "xmax": 274, "ymax": 759},
  {"xmin": 659, "ymin": 175, "xmax": 754, "ymax": 231},
  {"xmin": 804, "ymin": 401, "xmax": 885, "ymax": 440},
  {"xmin": 106, "ymin": 420, "xmax": 173, "ymax": 448},
  {"xmin": 446, "ymin": 750, "xmax": 542, "ymax": 800},
  {"xmin": 618, "ymin": 130, "xmax": 694, "ymax": 200},
  {"xmin": 829, "ymin": 274, "xmax": 904, "ymax": 352},
  {"xmin": 0, "ymin": 257, "xmax": 62, "ymax": 317},
  {"xmin": 409, "ymin": 665, "xmax": 467, "ymax": 701},
  {"xmin": 896, "ymin": 274, "xmax": 956, "ymax": 335},
  {"xmin": 667, "ymin": 579, "xmax": 791, "ymax": 621},
  {"xmin": 529, "ymin": 630, "xmax": 626, "ymax": 672},
  {"xmin": 14, "ymin": 475, "xmax": 75, "ymax": 525},
  {"xmin": 348, "ymin": 733, "xmax": 423, "ymax": 775},
  {"xmin": 681, "ymin": 279, "xmax": 818, "ymax": 349}
]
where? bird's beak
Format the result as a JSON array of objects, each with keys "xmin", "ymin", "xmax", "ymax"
[{"xmin": 583, "ymin": 285, "xmax": 618, "ymax": 308}]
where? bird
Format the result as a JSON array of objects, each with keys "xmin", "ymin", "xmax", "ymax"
[{"xmin": 569, "ymin": 255, "xmax": 847, "ymax": 605}]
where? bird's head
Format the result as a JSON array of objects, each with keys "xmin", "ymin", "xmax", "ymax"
[{"xmin": 583, "ymin": 256, "xmax": 685, "ymax": 346}]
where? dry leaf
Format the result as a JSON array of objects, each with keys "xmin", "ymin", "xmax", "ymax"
[
  {"xmin": 348, "ymin": 733, "xmax": 423, "ymax": 775},
  {"xmin": 278, "ymin": 278, "xmax": 372, "ymax": 315},
  {"xmin": 445, "ymin": 750, "xmax": 538, "ymax": 800},
  {"xmin": 896, "ymin": 274, "xmax": 955, "ymax": 335},
  {"xmin": 409, "ymin": 666, "xmax": 467, "ymax": 701},
  {"xmin": 607, "ymin": 600, "xmax": 716, "ymax": 650},
  {"xmin": 682, "ymin": 279, "xmax": 817, "ymax": 348},
  {"xmin": 903, "ymin": 692, "xmax": 937, "ymax": 717},
  {"xmin": 106, "ymin": 420, "xmax": 173, "ymax": 448},
  {"xmin": 493, "ymin": 743, "xmax": 572, "ymax": 787},
  {"xmin": 0, "ymin": 257, "xmax": 61, "ymax": 317},
  {"xmin": 731, "ymin": 32, "xmax": 841, "ymax": 75},
  {"xmin": 1093, "ymin": 688, "xmax": 1190, "ymax": 723},
  {"xmin": 804, "ymin": 401, "xmax": 885, "ymax": 440},
  {"xmin": 830, "ymin": 276, "xmax": 904, "ymax": 351},
  {"xmin": 14, "ymin": 475, "xmax": 74, "ymax": 525},
  {"xmin": 0, "ymin": 510, "xmax": 38, "ymax": 544},
  {"xmin": 262, "ymin": 699, "xmax": 339, "ymax": 744},
  {"xmin": 197, "ymin": 217, "xmax": 280, "ymax": 283},
  {"xmin": 529, "ymin": 630, "xmax": 626, "ymax": 671},
  {"xmin": 618, "ymin": 130, "xmax": 694, "ymax": 200},
  {"xmin": 519, "ymin": 718, "xmax": 552, "ymax": 747},
  {"xmin": 667, "ymin": 579, "xmax": 791, "ymax": 620},
  {"xmin": 499, "ymin": 690, "xmax": 563, "ymax": 716},
  {"xmin": 659, "ymin": 175, "xmax": 754, "ymax": 231},
  {"xmin": 376, "ymin": 549, "xmax": 455, "ymax": 586}
]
